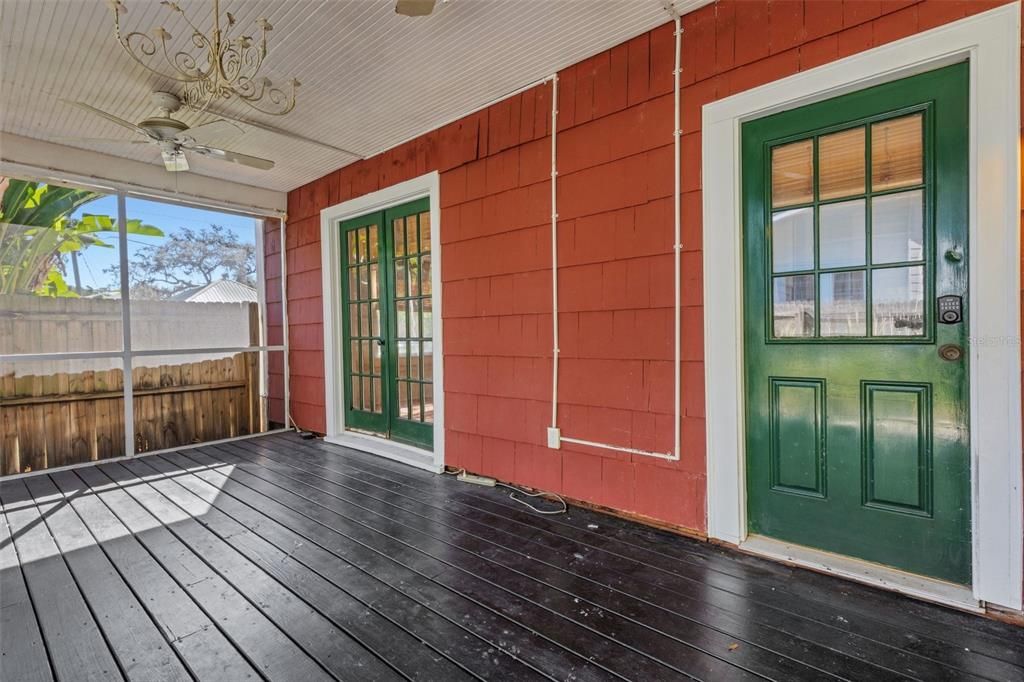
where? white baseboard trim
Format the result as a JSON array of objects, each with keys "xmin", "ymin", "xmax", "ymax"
[
  {"xmin": 324, "ymin": 432, "xmax": 442, "ymax": 474},
  {"xmin": 740, "ymin": 535, "xmax": 982, "ymax": 613}
]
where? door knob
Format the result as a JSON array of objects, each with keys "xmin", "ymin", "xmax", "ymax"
[
  {"xmin": 938, "ymin": 344, "xmax": 963, "ymax": 361},
  {"xmin": 945, "ymin": 247, "xmax": 964, "ymax": 262},
  {"xmin": 375, "ymin": 337, "xmax": 385, "ymax": 346}
]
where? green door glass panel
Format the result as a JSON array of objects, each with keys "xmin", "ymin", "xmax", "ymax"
[
  {"xmin": 743, "ymin": 63, "xmax": 970, "ymax": 584},
  {"xmin": 340, "ymin": 197, "xmax": 433, "ymax": 450},
  {"xmin": 385, "ymin": 198, "xmax": 434, "ymax": 449},
  {"xmin": 340, "ymin": 213, "xmax": 389, "ymax": 435}
]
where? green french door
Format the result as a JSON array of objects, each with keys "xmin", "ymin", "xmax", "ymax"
[
  {"xmin": 340, "ymin": 197, "xmax": 434, "ymax": 449},
  {"xmin": 742, "ymin": 63, "xmax": 970, "ymax": 584}
]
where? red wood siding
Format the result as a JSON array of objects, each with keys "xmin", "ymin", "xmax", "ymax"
[{"xmin": 277, "ymin": 0, "xmax": 1017, "ymax": 533}]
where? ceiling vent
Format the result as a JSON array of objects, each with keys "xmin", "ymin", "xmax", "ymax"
[{"xmin": 395, "ymin": 0, "xmax": 436, "ymax": 17}]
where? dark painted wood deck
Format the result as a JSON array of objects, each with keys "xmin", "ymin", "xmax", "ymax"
[{"xmin": 2, "ymin": 433, "xmax": 1022, "ymax": 681}]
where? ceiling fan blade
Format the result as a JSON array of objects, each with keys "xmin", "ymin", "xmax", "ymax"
[
  {"xmin": 203, "ymin": 108, "xmax": 362, "ymax": 157},
  {"xmin": 62, "ymin": 100, "xmax": 156, "ymax": 140},
  {"xmin": 190, "ymin": 145, "xmax": 274, "ymax": 170},
  {"xmin": 176, "ymin": 119, "xmax": 244, "ymax": 144},
  {"xmin": 161, "ymin": 149, "xmax": 189, "ymax": 172}
]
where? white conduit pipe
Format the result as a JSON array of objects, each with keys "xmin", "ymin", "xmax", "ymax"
[
  {"xmin": 280, "ymin": 216, "xmax": 294, "ymax": 432},
  {"xmin": 550, "ymin": 73, "xmax": 560, "ymax": 430},
  {"xmin": 550, "ymin": 16, "xmax": 683, "ymax": 462},
  {"xmin": 672, "ymin": 12, "xmax": 682, "ymax": 462}
]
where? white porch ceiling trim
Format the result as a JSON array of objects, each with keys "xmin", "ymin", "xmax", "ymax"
[{"xmin": 0, "ymin": 133, "xmax": 285, "ymax": 216}]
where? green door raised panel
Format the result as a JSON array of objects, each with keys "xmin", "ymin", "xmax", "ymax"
[
  {"xmin": 742, "ymin": 63, "xmax": 970, "ymax": 584},
  {"xmin": 340, "ymin": 197, "xmax": 434, "ymax": 450}
]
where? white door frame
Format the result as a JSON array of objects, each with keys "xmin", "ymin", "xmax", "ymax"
[
  {"xmin": 702, "ymin": 3, "xmax": 1022, "ymax": 611},
  {"xmin": 320, "ymin": 171, "xmax": 445, "ymax": 473}
]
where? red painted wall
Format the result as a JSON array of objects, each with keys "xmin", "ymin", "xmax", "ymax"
[{"xmin": 278, "ymin": 0, "xmax": 1016, "ymax": 533}]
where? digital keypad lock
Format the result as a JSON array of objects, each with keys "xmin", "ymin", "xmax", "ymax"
[{"xmin": 937, "ymin": 295, "xmax": 963, "ymax": 324}]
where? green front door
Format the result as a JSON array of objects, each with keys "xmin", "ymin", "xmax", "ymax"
[
  {"xmin": 340, "ymin": 198, "xmax": 434, "ymax": 449},
  {"xmin": 742, "ymin": 64, "xmax": 970, "ymax": 584}
]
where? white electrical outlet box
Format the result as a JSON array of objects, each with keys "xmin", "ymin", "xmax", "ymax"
[{"xmin": 546, "ymin": 427, "xmax": 561, "ymax": 449}]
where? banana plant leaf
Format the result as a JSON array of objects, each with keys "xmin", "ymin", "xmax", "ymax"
[{"xmin": 0, "ymin": 179, "xmax": 162, "ymax": 296}]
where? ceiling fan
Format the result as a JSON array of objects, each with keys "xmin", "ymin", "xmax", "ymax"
[{"xmin": 61, "ymin": 91, "xmax": 275, "ymax": 172}]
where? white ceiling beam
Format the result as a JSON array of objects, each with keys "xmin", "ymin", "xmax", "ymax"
[{"xmin": 0, "ymin": 132, "xmax": 285, "ymax": 216}]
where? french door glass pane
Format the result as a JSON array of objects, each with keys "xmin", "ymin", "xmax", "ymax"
[
  {"xmin": 820, "ymin": 271, "xmax": 866, "ymax": 337},
  {"xmin": 344, "ymin": 223, "xmax": 384, "ymax": 415},
  {"xmin": 871, "ymin": 113, "xmax": 923, "ymax": 191},
  {"xmin": 872, "ymin": 190, "xmax": 924, "ymax": 264},
  {"xmin": 766, "ymin": 108, "xmax": 930, "ymax": 341},
  {"xmin": 773, "ymin": 275, "xmax": 815, "ymax": 338},
  {"xmin": 393, "ymin": 209, "xmax": 433, "ymax": 424},
  {"xmin": 772, "ymin": 207, "xmax": 814, "ymax": 272},
  {"xmin": 872, "ymin": 266, "xmax": 925, "ymax": 336},
  {"xmin": 771, "ymin": 139, "xmax": 814, "ymax": 207},
  {"xmin": 393, "ymin": 218, "xmax": 405, "ymax": 257},
  {"xmin": 819, "ymin": 199, "xmax": 866, "ymax": 268},
  {"xmin": 423, "ymin": 384, "xmax": 434, "ymax": 423},
  {"xmin": 420, "ymin": 213, "xmax": 432, "ymax": 250},
  {"xmin": 818, "ymin": 127, "xmax": 866, "ymax": 200}
]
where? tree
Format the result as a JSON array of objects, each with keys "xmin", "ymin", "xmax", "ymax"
[
  {"xmin": 0, "ymin": 178, "xmax": 161, "ymax": 297},
  {"xmin": 117, "ymin": 224, "xmax": 256, "ymax": 297}
]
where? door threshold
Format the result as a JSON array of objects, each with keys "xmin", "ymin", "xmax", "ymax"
[
  {"xmin": 324, "ymin": 431, "xmax": 441, "ymax": 474},
  {"xmin": 739, "ymin": 535, "xmax": 981, "ymax": 613}
]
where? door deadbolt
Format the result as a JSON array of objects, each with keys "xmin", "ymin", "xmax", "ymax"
[
  {"xmin": 938, "ymin": 344, "xmax": 963, "ymax": 361},
  {"xmin": 937, "ymin": 295, "xmax": 963, "ymax": 324}
]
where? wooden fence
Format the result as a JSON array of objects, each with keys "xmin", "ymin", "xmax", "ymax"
[
  {"xmin": 1, "ymin": 296, "xmax": 267, "ymax": 475},
  {"xmin": 0, "ymin": 294, "xmax": 257, "ymax": 370},
  {"xmin": 1, "ymin": 353, "xmax": 263, "ymax": 475}
]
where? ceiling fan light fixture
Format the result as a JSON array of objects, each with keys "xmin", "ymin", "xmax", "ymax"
[
  {"xmin": 161, "ymin": 149, "xmax": 189, "ymax": 172},
  {"xmin": 63, "ymin": 93, "xmax": 274, "ymax": 174},
  {"xmin": 395, "ymin": 0, "xmax": 436, "ymax": 17}
]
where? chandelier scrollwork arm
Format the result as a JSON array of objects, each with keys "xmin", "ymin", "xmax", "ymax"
[{"xmin": 108, "ymin": 0, "xmax": 298, "ymax": 115}]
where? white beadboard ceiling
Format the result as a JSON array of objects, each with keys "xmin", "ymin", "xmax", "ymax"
[{"xmin": 0, "ymin": 0, "xmax": 710, "ymax": 193}]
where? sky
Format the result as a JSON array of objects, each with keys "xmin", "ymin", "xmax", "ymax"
[{"xmin": 69, "ymin": 194, "xmax": 260, "ymax": 292}]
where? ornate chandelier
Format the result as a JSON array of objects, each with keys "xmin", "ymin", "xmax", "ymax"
[{"xmin": 109, "ymin": 0, "xmax": 299, "ymax": 116}]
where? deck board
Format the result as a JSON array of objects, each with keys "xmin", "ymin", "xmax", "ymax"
[
  {"xmin": 267, "ymin": 435, "xmax": 1024, "ymax": 673},
  {"xmin": 213, "ymin": 438, "xmax": 949, "ymax": 681},
  {"xmin": 0, "ymin": 479, "xmax": 123, "ymax": 682},
  {"xmin": 2, "ymin": 432, "xmax": 1022, "ymax": 681},
  {"xmin": 249, "ymin": 435, "xmax": 1021, "ymax": 681},
  {"xmin": 20, "ymin": 474, "xmax": 192, "ymax": 682},
  {"xmin": 122, "ymin": 453, "xmax": 472, "ymax": 682},
  {"xmin": 175, "ymin": 446, "xmax": 632, "ymax": 681},
  {"xmin": 46, "ymin": 468, "xmax": 261, "ymax": 681},
  {"xmin": 202, "ymin": 440, "xmax": 827, "ymax": 681},
  {"xmin": 72, "ymin": 463, "xmax": 332, "ymax": 682},
  {"xmin": 0, "ymin": 495, "xmax": 52, "ymax": 682},
  {"xmin": 180, "ymin": 445, "xmax": 762, "ymax": 681}
]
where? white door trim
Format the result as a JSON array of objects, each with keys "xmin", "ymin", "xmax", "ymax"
[
  {"xmin": 320, "ymin": 171, "xmax": 445, "ymax": 474},
  {"xmin": 702, "ymin": 3, "xmax": 1022, "ymax": 610}
]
